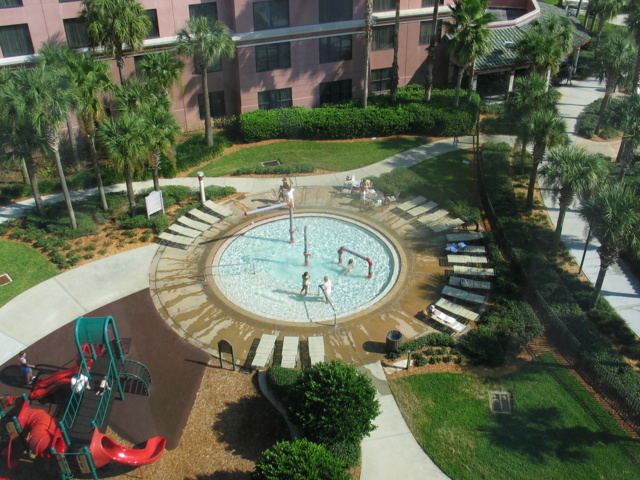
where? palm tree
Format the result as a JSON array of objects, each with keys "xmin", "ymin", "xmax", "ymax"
[
  {"xmin": 137, "ymin": 51, "xmax": 185, "ymax": 96},
  {"xmin": 143, "ymin": 108, "xmax": 182, "ymax": 191},
  {"xmin": 539, "ymin": 145, "xmax": 607, "ymax": 255},
  {"xmin": 516, "ymin": 15, "xmax": 573, "ymax": 87},
  {"xmin": 593, "ymin": 0, "xmax": 623, "ymax": 57},
  {"xmin": 390, "ymin": 0, "xmax": 401, "ymax": 104},
  {"xmin": 525, "ymin": 109, "xmax": 567, "ymax": 210},
  {"xmin": 506, "ymin": 73, "xmax": 560, "ymax": 173},
  {"xmin": 605, "ymin": 93, "xmax": 640, "ymax": 180},
  {"xmin": 624, "ymin": 0, "xmax": 640, "ymax": 90},
  {"xmin": 445, "ymin": 0, "xmax": 495, "ymax": 108},
  {"xmin": 424, "ymin": 0, "xmax": 442, "ymax": 102},
  {"xmin": 9, "ymin": 65, "xmax": 78, "ymax": 228},
  {"xmin": 363, "ymin": 0, "xmax": 373, "ymax": 108},
  {"xmin": 176, "ymin": 17, "xmax": 236, "ymax": 146},
  {"xmin": 579, "ymin": 183, "xmax": 640, "ymax": 308},
  {"xmin": 593, "ymin": 30, "xmax": 637, "ymax": 136},
  {"xmin": 114, "ymin": 79, "xmax": 169, "ymax": 116},
  {"xmin": 68, "ymin": 51, "xmax": 114, "ymax": 211},
  {"xmin": 97, "ymin": 112, "xmax": 148, "ymax": 216},
  {"xmin": 80, "ymin": 0, "xmax": 151, "ymax": 85}
]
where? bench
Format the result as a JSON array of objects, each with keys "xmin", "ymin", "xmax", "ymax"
[{"xmin": 251, "ymin": 334, "xmax": 278, "ymax": 369}]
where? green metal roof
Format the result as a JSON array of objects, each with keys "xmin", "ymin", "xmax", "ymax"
[{"xmin": 475, "ymin": 2, "xmax": 591, "ymax": 72}]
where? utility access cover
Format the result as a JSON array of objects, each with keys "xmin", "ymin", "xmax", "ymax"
[
  {"xmin": 489, "ymin": 391, "xmax": 512, "ymax": 414},
  {"xmin": 0, "ymin": 273, "xmax": 13, "ymax": 287}
]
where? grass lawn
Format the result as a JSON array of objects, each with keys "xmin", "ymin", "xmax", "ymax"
[
  {"xmin": 0, "ymin": 240, "xmax": 59, "ymax": 307},
  {"xmin": 192, "ymin": 136, "xmax": 430, "ymax": 177},
  {"xmin": 390, "ymin": 354, "xmax": 640, "ymax": 480}
]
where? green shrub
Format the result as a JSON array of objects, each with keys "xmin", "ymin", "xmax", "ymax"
[
  {"xmin": 251, "ymin": 439, "xmax": 351, "ymax": 480},
  {"xmin": 459, "ymin": 326, "xmax": 507, "ymax": 367},
  {"xmin": 233, "ymin": 163, "xmax": 315, "ymax": 176},
  {"xmin": 366, "ymin": 167, "xmax": 427, "ymax": 197},
  {"xmin": 67, "ymin": 171, "xmax": 97, "ymax": 190},
  {"xmin": 289, "ymin": 360, "xmax": 380, "ymax": 445},
  {"xmin": 0, "ymin": 183, "xmax": 31, "ymax": 204},
  {"xmin": 325, "ymin": 440, "xmax": 361, "ymax": 469},
  {"xmin": 266, "ymin": 365, "xmax": 302, "ymax": 404},
  {"xmin": 397, "ymin": 332, "xmax": 457, "ymax": 355},
  {"xmin": 205, "ymin": 185, "xmax": 236, "ymax": 201},
  {"xmin": 175, "ymin": 133, "xmax": 227, "ymax": 171}
]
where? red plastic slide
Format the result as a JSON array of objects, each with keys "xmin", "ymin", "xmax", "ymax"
[
  {"xmin": 28, "ymin": 365, "xmax": 79, "ymax": 400},
  {"xmin": 15, "ymin": 401, "xmax": 66, "ymax": 458},
  {"xmin": 89, "ymin": 428, "xmax": 166, "ymax": 468}
]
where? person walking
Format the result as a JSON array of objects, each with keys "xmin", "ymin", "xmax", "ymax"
[
  {"xmin": 319, "ymin": 276, "xmax": 332, "ymax": 303},
  {"xmin": 565, "ymin": 64, "xmax": 574, "ymax": 86},
  {"xmin": 18, "ymin": 351, "xmax": 35, "ymax": 385},
  {"xmin": 300, "ymin": 272, "xmax": 310, "ymax": 296}
]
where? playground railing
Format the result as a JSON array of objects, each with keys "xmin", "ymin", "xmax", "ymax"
[
  {"xmin": 53, "ymin": 446, "xmax": 98, "ymax": 480},
  {"xmin": 59, "ymin": 364, "xmax": 91, "ymax": 446},
  {"xmin": 119, "ymin": 359, "xmax": 153, "ymax": 396},
  {"xmin": 92, "ymin": 363, "xmax": 120, "ymax": 430}
]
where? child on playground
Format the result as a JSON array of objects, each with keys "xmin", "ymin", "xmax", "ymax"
[
  {"xmin": 95, "ymin": 379, "xmax": 111, "ymax": 396},
  {"xmin": 319, "ymin": 276, "xmax": 332, "ymax": 303},
  {"xmin": 71, "ymin": 373, "xmax": 90, "ymax": 394},
  {"xmin": 300, "ymin": 272, "xmax": 310, "ymax": 296},
  {"xmin": 18, "ymin": 351, "xmax": 35, "ymax": 385}
]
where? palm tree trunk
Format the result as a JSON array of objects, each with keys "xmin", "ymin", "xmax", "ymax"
[
  {"xmin": 519, "ymin": 133, "xmax": 529, "ymax": 174},
  {"xmin": 363, "ymin": 0, "xmax": 373, "ymax": 108},
  {"xmin": 66, "ymin": 117, "xmax": 81, "ymax": 166},
  {"xmin": 466, "ymin": 61, "xmax": 476, "ymax": 102},
  {"xmin": 633, "ymin": 50, "xmax": 640, "ymax": 92},
  {"xmin": 201, "ymin": 64, "xmax": 213, "ymax": 146},
  {"xmin": 51, "ymin": 141, "xmax": 77, "ymax": 230},
  {"xmin": 424, "ymin": 1, "xmax": 440, "ymax": 103},
  {"xmin": 19, "ymin": 157, "xmax": 29, "ymax": 185},
  {"xmin": 594, "ymin": 80, "xmax": 616, "ymax": 135},
  {"xmin": 453, "ymin": 66, "xmax": 464, "ymax": 108},
  {"xmin": 25, "ymin": 154, "xmax": 44, "ymax": 217},
  {"xmin": 88, "ymin": 133, "xmax": 108, "ymax": 211},
  {"xmin": 152, "ymin": 151, "xmax": 161, "ymax": 191},
  {"xmin": 116, "ymin": 56, "xmax": 126, "ymax": 86},
  {"xmin": 526, "ymin": 143, "xmax": 544, "ymax": 210},
  {"xmin": 124, "ymin": 164, "xmax": 136, "ymax": 216},
  {"xmin": 552, "ymin": 194, "xmax": 572, "ymax": 255},
  {"xmin": 390, "ymin": 0, "xmax": 400, "ymax": 104},
  {"xmin": 590, "ymin": 261, "xmax": 609, "ymax": 308}
]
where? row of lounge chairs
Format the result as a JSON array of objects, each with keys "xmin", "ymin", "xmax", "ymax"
[
  {"xmin": 395, "ymin": 195, "xmax": 467, "ymax": 233},
  {"xmin": 158, "ymin": 200, "xmax": 235, "ymax": 248},
  {"xmin": 250, "ymin": 334, "xmax": 326, "ymax": 369}
]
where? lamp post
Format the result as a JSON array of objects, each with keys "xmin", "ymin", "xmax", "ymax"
[{"xmin": 197, "ymin": 171, "xmax": 205, "ymax": 204}]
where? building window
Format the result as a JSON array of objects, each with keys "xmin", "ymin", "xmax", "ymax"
[
  {"xmin": 59, "ymin": 0, "xmax": 79, "ymax": 3},
  {"xmin": 372, "ymin": 25, "xmax": 394, "ymax": 51},
  {"xmin": 198, "ymin": 91, "xmax": 226, "ymax": 119},
  {"xmin": 189, "ymin": 2, "xmax": 218, "ymax": 23},
  {"xmin": 256, "ymin": 42, "xmax": 291, "ymax": 72},
  {"xmin": 254, "ymin": 0, "xmax": 289, "ymax": 31},
  {"xmin": 63, "ymin": 18, "xmax": 88, "ymax": 49},
  {"xmin": 373, "ymin": 0, "xmax": 394, "ymax": 12},
  {"xmin": 194, "ymin": 58, "xmax": 221, "ymax": 74},
  {"xmin": 421, "ymin": 0, "xmax": 444, "ymax": 7},
  {"xmin": 319, "ymin": 35, "xmax": 352, "ymax": 64},
  {"xmin": 258, "ymin": 88, "xmax": 292, "ymax": 110},
  {"xmin": 0, "ymin": 24, "xmax": 34, "ymax": 57},
  {"xmin": 320, "ymin": 79, "xmax": 352, "ymax": 105},
  {"xmin": 371, "ymin": 68, "xmax": 391, "ymax": 93},
  {"xmin": 0, "ymin": 0, "xmax": 22, "ymax": 8},
  {"xmin": 419, "ymin": 20, "xmax": 443, "ymax": 45},
  {"xmin": 145, "ymin": 9, "xmax": 160, "ymax": 39},
  {"xmin": 319, "ymin": 0, "xmax": 352, "ymax": 23}
]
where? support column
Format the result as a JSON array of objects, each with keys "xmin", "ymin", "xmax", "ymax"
[{"xmin": 505, "ymin": 69, "xmax": 516, "ymax": 100}]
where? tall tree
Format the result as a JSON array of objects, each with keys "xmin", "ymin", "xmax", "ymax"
[
  {"xmin": 143, "ymin": 108, "xmax": 182, "ymax": 191},
  {"xmin": 137, "ymin": 50, "xmax": 185, "ymax": 97},
  {"xmin": 176, "ymin": 17, "xmax": 236, "ymax": 146},
  {"xmin": 68, "ymin": 51, "xmax": 114, "ymax": 211},
  {"xmin": 506, "ymin": 73, "xmax": 560, "ymax": 173},
  {"xmin": 539, "ymin": 145, "xmax": 607, "ymax": 255},
  {"xmin": 424, "ymin": 0, "xmax": 442, "ymax": 102},
  {"xmin": 363, "ymin": 0, "xmax": 373, "ymax": 108},
  {"xmin": 525, "ymin": 109, "xmax": 567, "ymax": 210},
  {"xmin": 593, "ymin": 30, "xmax": 637, "ymax": 136},
  {"xmin": 114, "ymin": 78, "xmax": 169, "ymax": 116},
  {"xmin": 624, "ymin": 0, "xmax": 640, "ymax": 91},
  {"xmin": 80, "ymin": 0, "xmax": 151, "ymax": 85},
  {"xmin": 593, "ymin": 0, "xmax": 623, "ymax": 56},
  {"xmin": 605, "ymin": 93, "xmax": 640, "ymax": 180},
  {"xmin": 579, "ymin": 183, "xmax": 640, "ymax": 308},
  {"xmin": 97, "ymin": 113, "xmax": 148, "ymax": 216},
  {"xmin": 445, "ymin": 0, "xmax": 495, "ymax": 108},
  {"xmin": 9, "ymin": 65, "xmax": 78, "ymax": 228},
  {"xmin": 390, "ymin": 0, "xmax": 401, "ymax": 104},
  {"xmin": 515, "ymin": 15, "xmax": 573, "ymax": 87}
]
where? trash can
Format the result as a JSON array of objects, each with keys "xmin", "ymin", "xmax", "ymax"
[{"xmin": 386, "ymin": 330, "xmax": 403, "ymax": 353}]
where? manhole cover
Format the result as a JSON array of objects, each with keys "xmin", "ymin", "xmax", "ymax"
[
  {"xmin": 0, "ymin": 273, "xmax": 12, "ymax": 287},
  {"xmin": 261, "ymin": 159, "xmax": 281, "ymax": 167},
  {"xmin": 489, "ymin": 391, "xmax": 512, "ymax": 414}
]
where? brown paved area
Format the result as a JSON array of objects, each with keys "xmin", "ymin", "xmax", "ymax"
[{"xmin": 151, "ymin": 186, "xmax": 478, "ymax": 367}]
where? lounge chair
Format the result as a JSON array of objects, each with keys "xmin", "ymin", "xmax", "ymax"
[
  {"xmin": 448, "ymin": 276, "xmax": 492, "ymax": 290},
  {"xmin": 158, "ymin": 232, "xmax": 195, "ymax": 248},
  {"xmin": 453, "ymin": 265, "xmax": 495, "ymax": 277},
  {"xmin": 251, "ymin": 333, "xmax": 278, "ymax": 369},
  {"xmin": 308, "ymin": 336, "xmax": 325, "ymax": 366},
  {"xmin": 189, "ymin": 208, "xmax": 220, "ymax": 225},
  {"xmin": 177, "ymin": 216, "xmax": 210, "ymax": 232},
  {"xmin": 446, "ymin": 232, "xmax": 484, "ymax": 243},
  {"xmin": 435, "ymin": 297, "xmax": 479, "ymax": 322},
  {"xmin": 415, "ymin": 209, "xmax": 448, "ymax": 226},
  {"xmin": 396, "ymin": 196, "xmax": 427, "ymax": 212},
  {"xmin": 441, "ymin": 285, "xmax": 486, "ymax": 305},
  {"xmin": 204, "ymin": 200, "xmax": 234, "ymax": 218},
  {"xmin": 169, "ymin": 224, "xmax": 202, "ymax": 238},
  {"xmin": 430, "ymin": 218, "xmax": 464, "ymax": 233},
  {"xmin": 281, "ymin": 336, "xmax": 300, "ymax": 369},
  {"xmin": 405, "ymin": 200, "xmax": 437, "ymax": 218}
]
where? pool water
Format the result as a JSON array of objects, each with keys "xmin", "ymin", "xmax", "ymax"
[{"xmin": 212, "ymin": 213, "xmax": 399, "ymax": 323}]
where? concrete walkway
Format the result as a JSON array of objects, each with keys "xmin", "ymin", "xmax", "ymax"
[{"xmin": 0, "ymin": 76, "xmax": 637, "ymax": 480}]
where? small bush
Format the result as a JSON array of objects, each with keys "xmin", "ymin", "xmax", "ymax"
[
  {"xmin": 325, "ymin": 440, "xmax": 361, "ymax": 469},
  {"xmin": 266, "ymin": 365, "xmax": 302, "ymax": 404},
  {"xmin": 233, "ymin": 163, "xmax": 315, "ymax": 176},
  {"xmin": 205, "ymin": 185, "xmax": 237, "ymax": 201}
]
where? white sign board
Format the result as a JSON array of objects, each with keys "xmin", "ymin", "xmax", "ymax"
[{"xmin": 145, "ymin": 190, "xmax": 164, "ymax": 218}]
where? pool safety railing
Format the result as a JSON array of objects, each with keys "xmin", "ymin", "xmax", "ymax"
[
  {"xmin": 211, "ymin": 262, "xmax": 256, "ymax": 276},
  {"xmin": 317, "ymin": 286, "xmax": 338, "ymax": 327},
  {"xmin": 337, "ymin": 246, "xmax": 374, "ymax": 278}
]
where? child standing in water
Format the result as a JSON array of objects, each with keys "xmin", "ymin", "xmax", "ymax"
[{"xmin": 300, "ymin": 272, "xmax": 310, "ymax": 296}]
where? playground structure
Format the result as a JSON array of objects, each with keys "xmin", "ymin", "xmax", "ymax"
[
  {"xmin": 0, "ymin": 316, "xmax": 165, "ymax": 479},
  {"xmin": 245, "ymin": 202, "xmax": 296, "ymax": 243},
  {"xmin": 338, "ymin": 246, "xmax": 374, "ymax": 278}
]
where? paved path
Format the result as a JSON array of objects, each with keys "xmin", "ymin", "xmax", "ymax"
[{"xmin": 0, "ymin": 75, "xmax": 638, "ymax": 480}]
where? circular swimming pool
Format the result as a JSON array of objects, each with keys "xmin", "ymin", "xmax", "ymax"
[{"xmin": 211, "ymin": 213, "xmax": 399, "ymax": 323}]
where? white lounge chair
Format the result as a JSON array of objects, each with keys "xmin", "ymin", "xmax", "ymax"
[
  {"xmin": 435, "ymin": 298, "xmax": 479, "ymax": 322},
  {"xmin": 453, "ymin": 265, "xmax": 495, "ymax": 277},
  {"xmin": 446, "ymin": 232, "xmax": 484, "ymax": 243},
  {"xmin": 308, "ymin": 336, "xmax": 325, "ymax": 366},
  {"xmin": 430, "ymin": 218, "xmax": 464, "ymax": 233},
  {"xmin": 251, "ymin": 333, "xmax": 278, "ymax": 369},
  {"xmin": 396, "ymin": 196, "xmax": 427, "ymax": 212},
  {"xmin": 178, "ymin": 215, "xmax": 210, "ymax": 232},
  {"xmin": 441, "ymin": 285, "xmax": 486, "ymax": 305},
  {"xmin": 281, "ymin": 336, "xmax": 300, "ymax": 369},
  {"xmin": 158, "ymin": 232, "xmax": 195, "ymax": 248},
  {"xmin": 204, "ymin": 200, "xmax": 234, "ymax": 218},
  {"xmin": 449, "ymin": 276, "xmax": 492, "ymax": 290},
  {"xmin": 415, "ymin": 209, "xmax": 448, "ymax": 226},
  {"xmin": 405, "ymin": 200, "xmax": 437, "ymax": 218},
  {"xmin": 189, "ymin": 208, "xmax": 220, "ymax": 225},
  {"xmin": 169, "ymin": 224, "xmax": 202, "ymax": 238}
]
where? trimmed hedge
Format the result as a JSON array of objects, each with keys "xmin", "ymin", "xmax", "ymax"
[
  {"xmin": 233, "ymin": 163, "xmax": 315, "ymax": 176},
  {"xmin": 239, "ymin": 86, "xmax": 480, "ymax": 142}
]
